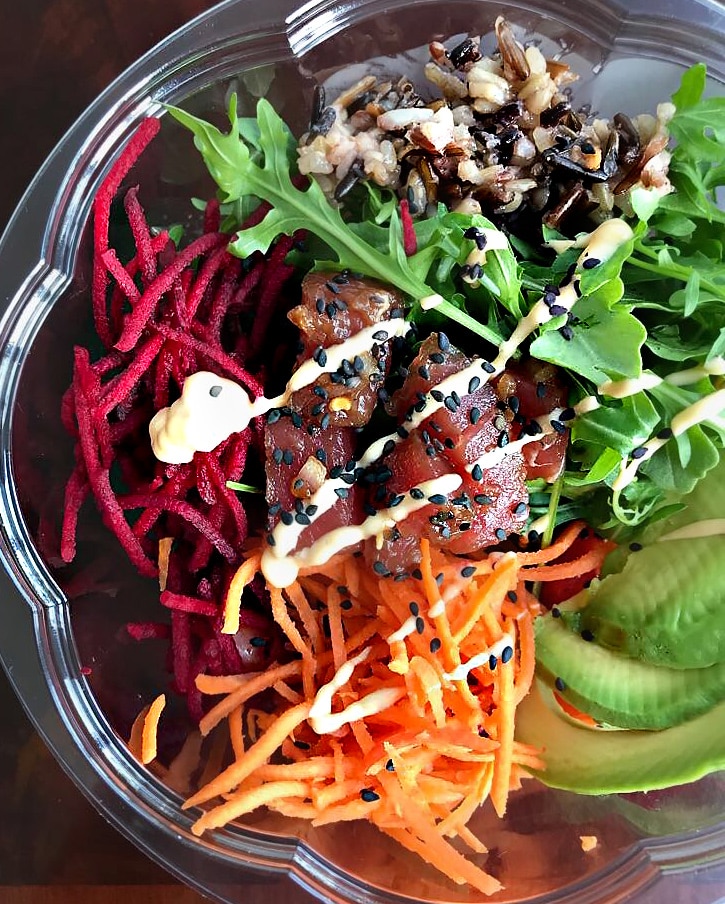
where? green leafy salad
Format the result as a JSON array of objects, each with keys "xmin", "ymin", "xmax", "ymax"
[{"xmin": 167, "ymin": 55, "xmax": 725, "ymax": 793}]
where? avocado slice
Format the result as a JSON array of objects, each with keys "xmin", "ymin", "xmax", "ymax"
[
  {"xmin": 535, "ymin": 613, "xmax": 725, "ymax": 730},
  {"xmin": 561, "ymin": 534, "xmax": 724, "ymax": 669},
  {"xmin": 515, "ymin": 680, "xmax": 725, "ymax": 794},
  {"xmin": 563, "ymin": 457, "xmax": 725, "ymax": 669}
]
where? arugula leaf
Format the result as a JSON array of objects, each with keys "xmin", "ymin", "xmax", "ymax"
[
  {"xmin": 530, "ymin": 294, "xmax": 646, "ymax": 384},
  {"xmin": 573, "ymin": 393, "xmax": 660, "ymax": 456}
]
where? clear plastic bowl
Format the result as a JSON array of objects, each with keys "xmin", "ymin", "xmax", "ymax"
[{"xmin": 0, "ymin": 0, "xmax": 724, "ymax": 902}]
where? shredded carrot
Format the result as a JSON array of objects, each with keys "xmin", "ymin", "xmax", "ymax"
[
  {"xmin": 198, "ymin": 661, "xmax": 301, "ymax": 736},
  {"xmin": 128, "ymin": 704, "xmax": 150, "ymax": 760},
  {"xmin": 131, "ymin": 526, "xmax": 601, "ymax": 894},
  {"xmin": 140, "ymin": 693, "xmax": 166, "ymax": 764},
  {"xmin": 228, "ymin": 705, "xmax": 245, "ymax": 760},
  {"xmin": 222, "ymin": 553, "xmax": 261, "ymax": 635}
]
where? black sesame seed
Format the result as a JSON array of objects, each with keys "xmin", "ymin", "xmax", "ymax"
[
  {"xmin": 418, "ymin": 365, "xmax": 431, "ymax": 380},
  {"xmin": 334, "ymin": 487, "xmax": 349, "ymax": 499},
  {"xmin": 550, "ymin": 419, "xmax": 566, "ymax": 435},
  {"xmin": 471, "ymin": 463, "xmax": 483, "ymax": 481},
  {"xmin": 526, "ymin": 420, "xmax": 543, "ymax": 436},
  {"xmin": 631, "ymin": 446, "xmax": 648, "ymax": 459},
  {"xmin": 501, "ymin": 645, "xmax": 514, "ymax": 664},
  {"xmin": 429, "ymin": 352, "xmax": 445, "ymax": 365},
  {"xmin": 495, "ymin": 528, "xmax": 507, "ymax": 541},
  {"xmin": 497, "ymin": 431, "xmax": 510, "ymax": 448},
  {"xmin": 474, "ymin": 494, "xmax": 493, "ymax": 505},
  {"xmin": 554, "ymin": 676, "xmax": 567, "ymax": 692},
  {"xmin": 360, "ymin": 788, "xmax": 380, "ymax": 802},
  {"xmin": 629, "ymin": 542, "xmax": 643, "ymax": 552},
  {"xmin": 461, "ymin": 565, "xmax": 476, "ymax": 578},
  {"xmin": 373, "ymin": 561, "xmax": 388, "ymax": 576},
  {"xmin": 295, "ymin": 512, "xmax": 311, "ymax": 526},
  {"xmin": 508, "ymin": 396, "xmax": 520, "ymax": 414},
  {"xmin": 507, "ymin": 590, "xmax": 518, "ymax": 602},
  {"xmin": 339, "ymin": 599, "xmax": 353, "ymax": 611},
  {"xmin": 551, "ymin": 606, "xmax": 561, "ymax": 619},
  {"xmin": 409, "ymin": 601, "xmax": 420, "ymax": 616},
  {"xmin": 315, "ymin": 449, "xmax": 328, "ymax": 465},
  {"xmin": 431, "ymin": 389, "xmax": 445, "ymax": 402},
  {"xmin": 582, "ymin": 257, "xmax": 600, "ymax": 270},
  {"xmin": 269, "ymin": 503, "xmax": 281, "ymax": 516},
  {"xmin": 311, "ymin": 402, "xmax": 325, "ymax": 417},
  {"xmin": 329, "ymin": 465, "xmax": 343, "ymax": 479},
  {"xmin": 412, "ymin": 568, "xmax": 423, "ymax": 580},
  {"xmin": 410, "ymin": 488, "xmax": 424, "ymax": 500},
  {"xmin": 325, "ymin": 281, "xmax": 340, "ymax": 294},
  {"xmin": 282, "ymin": 449, "xmax": 294, "ymax": 466},
  {"xmin": 272, "ymin": 448, "xmax": 283, "ymax": 464},
  {"xmin": 320, "ymin": 413, "xmax": 331, "ymax": 429},
  {"xmin": 451, "ymin": 391, "xmax": 461, "ymax": 406},
  {"xmin": 435, "ymin": 572, "xmax": 444, "ymax": 586},
  {"xmin": 429, "ymin": 494, "xmax": 447, "ymax": 505},
  {"xmin": 481, "ymin": 360, "xmax": 496, "ymax": 374},
  {"xmin": 414, "ymin": 616, "xmax": 425, "ymax": 635},
  {"xmin": 513, "ymin": 502, "xmax": 527, "ymax": 516},
  {"xmin": 429, "ymin": 637, "xmax": 442, "ymax": 654},
  {"xmin": 657, "ymin": 427, "xmax": 673, "ymax": 440},
  {"xmin": 559, "ymin": 407, "xmax": 576, "ymax": 422},
  {"xmin": 267, "ymin": 409, "xmax": 281, "ymax": 424},
  {"xmin": 489, "ymin": 654, "xmax": 498, "ymax": 671},
  {"xmin": 280, "ymin": 511, "xmax": 294, "ymax": 526},
  {"xmin": 459, "ymin": 522, "xmax": 471, "ymax": 531},
  {"xmin": 390, "ymin": 494, "xmax": 404, "ymax": 507},
  {"xmin": 385, "ymin": 759, "xmax": 395, "ymax": 772},
  {"xmin": 559, "ymin": 325, "xmax": 575, "ymax": 341},
  {"xmin": 437, "ymin": 332, "xmax": 450, "ymax": 352},
  {"xmin": 549, "ymin": 304, "xmax": 568, "ymax": 318},
  {"xmin": 315, "ymin": 347, "xmax": 327, "ymax": 367},
  {"xmin": 266, "ymin": 534, "xmax": 276, "ymax": 547},
  {"xmin": 581, "ymin": 629, "xmax": 595, "ymax": 642},
  {"xmin": 397, "ymin": 426, "xmax": 410, "ymax": 440},
  {"xmin": 208, "ymin": 384, "xmax": 223, "ymax": 398},
  {"xmin": 536, "ymin": 381, "xmax": 547, "ymax": 399},
  {"xmin": 425, "ymin": 444, "xmax": 436, "ymax": 457},
  {"xmin": 335, "ymin": 298, "xmax": 348, "ymax": 311},
  {"xmin": 353, "ymin": 355, "xmax": 364, "ymax": 373},
  {"xmin": 573, "ymin": 280, "xmax": 582, "ymax": 297},
  {"xmin": 326, "ymin": 303, "xmax": 337, "ymax": 318},
  {"xmin": 444, "ymin": 396, "xmax": 458, "ymax": 412}
]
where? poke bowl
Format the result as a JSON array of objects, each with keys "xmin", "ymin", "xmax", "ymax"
[{"xmin": 1, "ymin": 0, "xmax": 725, "ymax": 902}]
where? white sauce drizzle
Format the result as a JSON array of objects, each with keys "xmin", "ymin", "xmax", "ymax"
[
  {"xmin": 613, "ymin": 386, "xmax": 725, "ymax": 491},
  {"xmin": 149, "ymin": 319, "xmax": 411, "ymax": 463},
  {"xmin": 388, "ymin": 615, "xmax": 418, "ymax": 643},
  {"xmin": 657, "ymin": 519, "xmax": 725, "ymax": 543},
  {"xmin": 308, "ymin": 646, "xmax": 404, "ymax": 734},
  {"xmin": 443, "ymin": 633, "xmax": 515, "ymax": 682},
  {"xmin": 262, "ymin": 473, "xmax": 462, "ymax": 587},
  {"xmin": 463, "ymin": 228, "xmax": 512, "ymax": 274}
]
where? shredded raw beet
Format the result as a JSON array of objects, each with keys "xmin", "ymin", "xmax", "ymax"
[{"xmin": 62, "ymin": 118, "xmax": 301, "ymax": 719}]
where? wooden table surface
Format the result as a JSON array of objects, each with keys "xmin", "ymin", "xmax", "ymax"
[{"xmin": 0, "ymin": 2, "xmax": 311, "ymax": 901}]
